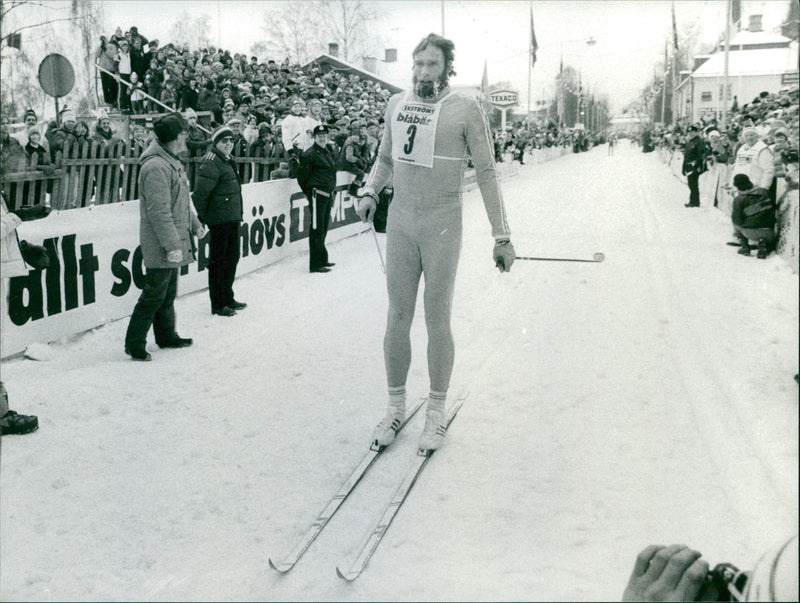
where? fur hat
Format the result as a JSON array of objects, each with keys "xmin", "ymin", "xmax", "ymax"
[
  {"xmin": 152, "ymin": 113, "xmax": 185, "ymax": 143},
  {"xmin": 211, "ymin": 125, "xmax": 234, "ymax": 145}
]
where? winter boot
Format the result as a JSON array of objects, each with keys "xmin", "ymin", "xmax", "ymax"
[
  {"xmin": 418, "ymin": 392, "xmax": 447, "ymax": 451},
  {"xmin": 756, "ymin": 238, "xmax": 770, "ymax": 259},
  {"xmin": 738, "ymin": 241, "xmax": 751, "ymax": 256},
  {"xmin": 372, "ymin": 387, "xmax": 406, "ymax": 447}
]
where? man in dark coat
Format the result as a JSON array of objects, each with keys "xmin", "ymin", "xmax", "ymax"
[
  {"xmin": 295, "ymin": 124, "xmax": 337, "ymax": 273},
  {"xmin": 192, "ymin": 125, "xmax": 246, "ymax": 316},
  {"xmin": 681, "ymin": 125, "xmax": 705, "ymax": 208},
  {"xmin": 730, "ymin": 174, "xmax": 776, "ymax": 259}
]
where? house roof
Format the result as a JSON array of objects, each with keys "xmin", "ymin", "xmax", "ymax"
[
  {"xmin": 692, "ymin": 43, "xmax": 798, "ymax": 79},
  {"xmin": 302, "ymin": 54, "xmax": 404, "ymax": 94},
  {"xmin": 716, "ymin": 28, "xmax": 793, "ymax": 51}
]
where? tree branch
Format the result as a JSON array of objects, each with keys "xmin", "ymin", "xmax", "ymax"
[{"xmin": 1, "ymin": 15, "xmax": 81, "ymax": 43}]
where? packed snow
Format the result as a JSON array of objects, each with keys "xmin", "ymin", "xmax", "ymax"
[{"xmin": 1, "ymin": 140, "xmax": 797, "ymax": 601}]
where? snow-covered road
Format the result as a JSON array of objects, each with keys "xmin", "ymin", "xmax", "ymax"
[{"xmin": 1, "ymin": 140, "xmax": 797, "ymax": 601}]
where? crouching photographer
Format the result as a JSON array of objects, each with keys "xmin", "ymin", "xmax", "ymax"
[
  {"xmin": 1, "ymin": 193, "xmax": 51, "ymax": 435},
  {"xmin": 622, "ymin": 535, "xmax": 797, "ymax": 602}
]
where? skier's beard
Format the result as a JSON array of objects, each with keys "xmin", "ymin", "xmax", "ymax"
[{"xmin": 413, "ymin": 74, "xmax": 447, "ymax": 100}]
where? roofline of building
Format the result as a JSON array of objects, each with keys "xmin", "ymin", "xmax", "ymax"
[{"xmin": 301, "ymin": 54, "xmax": 405, "ymax": 94}]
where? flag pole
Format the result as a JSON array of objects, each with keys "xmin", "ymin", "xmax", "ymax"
[{"xmin": 721, "ymin": 0, "xmax": 732, "ymax": 130}]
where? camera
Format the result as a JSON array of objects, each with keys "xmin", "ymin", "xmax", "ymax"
[{"xmin": 704, "ymin": 562, "xmax": 749, "ymax": 602}]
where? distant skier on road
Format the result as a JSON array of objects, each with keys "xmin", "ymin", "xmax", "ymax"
[{"xmin": 357, "ymin": 33, "xmax": 515, "ymax": 451}]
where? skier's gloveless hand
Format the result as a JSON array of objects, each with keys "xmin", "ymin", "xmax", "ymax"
[{"xmin": 622, "ymin": 544, "xmax": 712, "ymax": 602}]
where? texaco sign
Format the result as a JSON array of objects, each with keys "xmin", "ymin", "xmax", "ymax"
[{"xmin": 489, "ymin": 90, "xmax": 519, "ymax": 107}]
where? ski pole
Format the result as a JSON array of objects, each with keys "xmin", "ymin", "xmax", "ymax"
[
  {"xmin": 370, "ymin": 224, "xmax": 386, "ymax": 273},
  {"xmin": 515, "ymin": 252, "xmax": 606, "ymax": 263}
]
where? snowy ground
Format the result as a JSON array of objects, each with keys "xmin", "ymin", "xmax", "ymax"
[{"xmin": 1, "ymin": 140, "xmax": 797, "ymax": 602}]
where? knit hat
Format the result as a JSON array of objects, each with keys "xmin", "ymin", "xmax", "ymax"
[
  {"xmin": 226, "ymin": 116, "xmax": 242, "ymax": 126},
  {"xmin": 773, "ymin": 127, "xmax": 789, "ymax": 139},
  {"xmin": 183, "ymin": 107, "xmax": 197, "ymax": 119},
  {"xmin": 24, "ymin": 108, "xmax": 37, "ymax": 122},
  {"xmin": 152, "ymin": 113, "xmax": 185, "ymax": 143},
  {"xmin": 733, "ymin": 174, "xmax": 752, "ymax": 190},
  {"xmin": 211, "ymin": 125, "xmax": 234, "ymax": 145},
  {"xmin": 61, "ymin": 109, "xmax": 76, "ymax": 124},
  {"xmin": 741, "ymin": 126, "xmax": 758, "ymax": 137}
]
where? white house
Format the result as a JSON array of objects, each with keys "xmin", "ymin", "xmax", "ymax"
[{"xmin": 674, "ymin": 14, "xmax": 798, "ymax": 123}]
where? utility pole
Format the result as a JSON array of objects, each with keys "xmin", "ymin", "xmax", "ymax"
[{"xmin": 721, "ymin": 0, "xmax": 732, "ymax": 130}]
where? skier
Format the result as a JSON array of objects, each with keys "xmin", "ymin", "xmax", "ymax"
[{"xmin": 357, "ymin": 33, "xmax": 515, "ymax": 451}]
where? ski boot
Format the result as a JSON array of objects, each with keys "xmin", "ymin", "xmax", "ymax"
[
  {"xmin": 372, "ymin": 399, "xmax": 405, "ymax": 448},
  {"xmin": 418, "ymin": 395, "xmax": 446, "ymax": 452},
  {"xmin": 756, "ymin": 238, "xmax": 770, "ymax": 259}
]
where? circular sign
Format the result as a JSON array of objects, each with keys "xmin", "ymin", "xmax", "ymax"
[
  {"xmin": 489, "ymin": 90, "xmax": 519, "ymax": 107},
  {"xmin": 38, "ymin": 54, "xmax": 75, "ymax": 98}
]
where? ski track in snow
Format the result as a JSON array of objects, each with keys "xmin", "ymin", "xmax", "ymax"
[{"xmin": 1, "ymin": 140, "xmax": 797, "ymax": 601}]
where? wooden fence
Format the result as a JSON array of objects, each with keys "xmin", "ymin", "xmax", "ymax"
[{"xmin": 2, "ymin": 138, "xmax": 286, "ymax": 211}]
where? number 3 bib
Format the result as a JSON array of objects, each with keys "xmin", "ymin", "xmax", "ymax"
[{"xmin": 391, "ymin": 91, "xmax": 449, "ymax": 168}]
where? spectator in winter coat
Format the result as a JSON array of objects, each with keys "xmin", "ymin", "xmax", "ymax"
[
  {"xmin": 191, "ymin": 126, "xmax": 246, "ymax": 317},
  {"xmin": 731, "ymin": 174, "xmax": 776, "ymax": 259},
  {"xmin": 24, "ymin": 130, "xmax": 54, "ymax": 204},
  {"xmin": 183, "ymin": 108, "xmax": 210, "ymax": 157},
  {"xmin": 128, "ymin": 72, "xmax": 146, "ymax": 114},
  {"xmin": 681, "ymin": 125, "xmax": 705, "ymax": 207},
  {"xmin": 116, "ymin": 39, "xmax": 133, "ymax": 112},
  {"xmin": 96, "ymin": 39, "xmax": 120, "ymax": 108},
  {"xmin": 180, "ymin": 77, "xmax": 200, "ymax": 111},
  {"xmin": 295, "ymin": 124, "xmax": 337, "ymax": 273},
  {"xmin": 47, "ymin": 109, "xmax": 77, "ymax": 161},
  {"xmin": 731, "ymin": 127, "xmax": 775, "ymax": 201},
  {"xmin": 124, "ymin": 114, "xmax": 204, "ymax": 361}
]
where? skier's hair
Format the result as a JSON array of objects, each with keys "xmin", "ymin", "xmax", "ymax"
[{"xmin": 412, "ymin": 33, "xmax": 457, "ymax": 78}]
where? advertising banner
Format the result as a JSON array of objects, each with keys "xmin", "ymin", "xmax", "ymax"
[{"xmin": 1, "ymin": 174, "xmax": 363, "ymax": 358}]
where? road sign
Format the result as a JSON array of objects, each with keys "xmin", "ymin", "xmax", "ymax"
[
  {"xmin": 489, "ymin": 90, "xmax": 519, "ymax": 107},
  {"xmin": 38, "ymin": 54, "xmax": 75, "ymax": 98}
]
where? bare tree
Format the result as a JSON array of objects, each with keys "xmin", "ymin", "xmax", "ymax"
[
  {"xmin": 169, "ymin": 11, "xmax": 213, "ymax": 50},
  {"xmin": 258, "ymin": 2, "xmax": 325, "ymax": 63},
  {"xmin": 315, "ymin": 0, "xmax": 378, "ymax": 63},
  {"xmin": 71, "ymin": 0, "xmax": 102, "ymax": 112}
]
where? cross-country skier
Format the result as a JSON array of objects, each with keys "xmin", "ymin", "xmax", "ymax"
[{"xmin": 357, "ymin": 33, "xmax": 515, "ymax": 451}]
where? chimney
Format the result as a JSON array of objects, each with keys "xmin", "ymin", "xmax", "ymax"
[
  {"xmin": 384, "ymin": 48, "xmax": 397, "ymax": 62},
  {"xmin": 362, "ymin": 56, "xmax": 377, "ymax": 73},
  {"xmin": 693, "ymin": 55, "xmax": 711, "ymax": 71},
  {"xmin": 328, "ymin": 43, "xmax": 339, "ymax": 57},
  {"xmin": 748, "ymin": 14, "xmax": 763, "ymax": 32}
]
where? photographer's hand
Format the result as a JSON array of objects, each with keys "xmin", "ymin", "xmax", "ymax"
[{"xmin": 622, "ymin": 545, "xmax": 709, "ymax": 602}]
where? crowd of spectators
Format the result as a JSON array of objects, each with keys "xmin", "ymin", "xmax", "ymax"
[
  {"xmin": 648, "ymin": 87, "xmax": 799, "ymax": 189},
  {"xmin": 646, "ymin": 87, "xmax": 799, "ymax": 259}
]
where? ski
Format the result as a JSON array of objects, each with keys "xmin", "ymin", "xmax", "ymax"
[
  {"xmin": 335, "ymin": 392, "xmax": 467, "ymax": 581},
  {"xmin": 268, "ymin": 395, "xmax": 427, "ymax": 574}
]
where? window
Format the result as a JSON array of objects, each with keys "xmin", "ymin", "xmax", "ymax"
[{"xmin": 700, "ymin": 91, "xmax": 712, "ymax": 102}]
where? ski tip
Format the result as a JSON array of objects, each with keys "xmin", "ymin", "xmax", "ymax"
[
  {"xmin": 336, "ymin": 566, "xmax": 358, "ymax": 582},
  {"xmin": 268, "ymin": 558, "xmax": 292, "ymax": 574}
]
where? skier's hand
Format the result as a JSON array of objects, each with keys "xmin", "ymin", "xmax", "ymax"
[
  {"xmin": 622, "ymin": 545, "xmax": 710, "ymax": 602},
  {"xmin": 493, "ymin": 239, "xmax": 515, "ymax": 273},
  {"xmin": 357, "ymin": 189, "xmax": 377, "ymax": 223}
]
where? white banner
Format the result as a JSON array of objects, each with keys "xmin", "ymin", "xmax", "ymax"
[{"xmin": 1, "ymin": 174, "xmax": 363, "ymax": 358}]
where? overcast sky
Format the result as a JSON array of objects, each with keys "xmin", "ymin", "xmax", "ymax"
[{"xmin": 6, "ymin": 0, "xmax": 793, "ymax": 114}]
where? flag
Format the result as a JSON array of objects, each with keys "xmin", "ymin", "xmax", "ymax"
[
  {"xmin": 481, "ymin": 59, "xmax": 488, "ymax": 94},
  {"xmin": 731, "ymin": 0, "xmax": 741, "ymax": 30},
  {"xmin": 6, "ymin": 32, "xmax": 21, "ymax": 49},
  {"xmin": 671, "ymin": 1, "xmax": 679, "ymax": 52},
  {"xmin": 529, "ymin": 4, "xmax": 538, "ymax": 68}
]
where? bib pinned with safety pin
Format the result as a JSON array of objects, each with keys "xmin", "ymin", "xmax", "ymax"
[{"xmin": 391, "ymin": 91, "xmax": 450, "ymax": 168}]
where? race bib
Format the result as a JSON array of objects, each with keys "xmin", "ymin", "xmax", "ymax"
[{"xmin": 391, "ymin": 92, "xmax": 447, "ymax": 168}]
